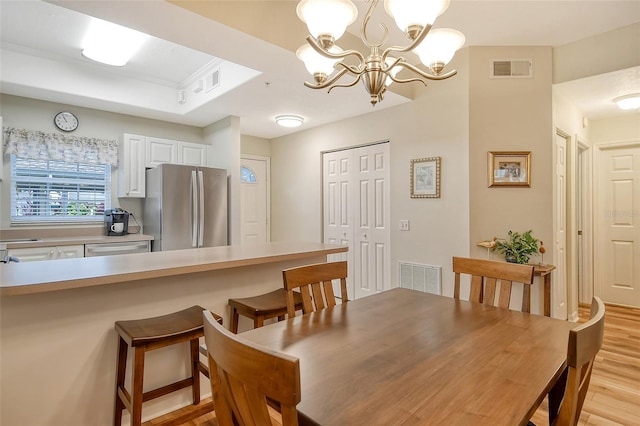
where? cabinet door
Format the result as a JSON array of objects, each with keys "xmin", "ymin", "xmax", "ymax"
[
  {"xmin": 7, "ymin": 246, "xmax": 56, "ymax": 262},
  {"xmin": 55, "ymin": 245, "xmax": 84, "ymax": 259},
  {"xmin": 146, "ymin": 137, "xmax": 178, "ymax": 168},
  {"xmin": 118, "ymin": 133, "xmax": 146, "ymax": 198},
  {"xmin": 8, "ymin": 245, "xmax": 85, "ymax": 262},
  {"xmin": 179, "ymin": 142, "xmax": 207, "ymax": 166}
]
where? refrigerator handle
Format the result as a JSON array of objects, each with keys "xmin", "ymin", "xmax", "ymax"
[
  {"xmin": 198, "ymin": 170, "xmax": 205, "ymax": 247},
  {"xmin": 191, "ymin": 171, "xmax": 198, "ymax": 248}
]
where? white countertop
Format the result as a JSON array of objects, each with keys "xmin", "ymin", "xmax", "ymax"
[{"xmin": 0, "ymin": 241, "xmax": 348, "ymax": 296}]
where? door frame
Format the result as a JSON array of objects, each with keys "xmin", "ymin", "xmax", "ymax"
[
  {"xmin": 240, "ymin": 155, "xmax": 271, "ymax": 244},
  {"xmin": 576, "ymin": 137, "xmax": 593, "ymax": 304}
]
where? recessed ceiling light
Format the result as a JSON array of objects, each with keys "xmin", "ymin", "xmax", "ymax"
[
  {"xmin": 275, "ymin": 115, "xmax": 304, "ymax": 128},
  {"xmin": 613, "ymin": 93, "xmax": 640, "ymax": 110},
  {"xmin": 82, "ymin": 18, "xmax": 148, "ymax": 67}
]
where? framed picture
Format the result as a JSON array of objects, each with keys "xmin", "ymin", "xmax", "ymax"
[
  {"xmin": 410, "ymin": 157, "xmax": 441, "ymax": 198},
  {"xmin": 488, "ymin": 151, "xmax": 531, "ymax": 187}
]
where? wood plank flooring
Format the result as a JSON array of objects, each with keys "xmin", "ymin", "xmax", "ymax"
[{"xmin": 150, "ymin": 303, "xmax": 640, "ymax": 426}]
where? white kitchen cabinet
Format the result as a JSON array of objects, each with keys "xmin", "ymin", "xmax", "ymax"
[
  {"xmin": 118, "ymin": 133, "xmax": 146, "ymax": 198},
  {"xmin": 178, "ymin": 141, "xmax": 207, "ymax": 166},
  {"xmin": 8, "ymin": 244, "xmax": 84, "ymax": 262},
  {"xmin": 146, "ymin": 137, "xmax": 178, "ymax": 168}
]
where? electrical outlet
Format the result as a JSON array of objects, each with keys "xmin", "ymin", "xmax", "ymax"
[{"xmin": 399, "ymin": 219, "xmax": 410, "ymax": 231}]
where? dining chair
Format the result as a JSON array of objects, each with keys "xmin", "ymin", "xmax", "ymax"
[
  {"xmin": 548, "ymin": 296, "xmax": 606, "ymax": 426},
  {"xmin": 453, "ymin": 256, "xmax": 535, "ymax": 311},
  {"xmin": 282, "ymin": 261, "xmax": 348, "ymax": 317},
  {"xmin": 202, "ymin": 310, "xmax": 301, "ymax": 426}
]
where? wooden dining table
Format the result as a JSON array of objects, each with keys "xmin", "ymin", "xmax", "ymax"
[{"xmin": 241, "ymin": 288, "xmax": 575, "ymax": 425}]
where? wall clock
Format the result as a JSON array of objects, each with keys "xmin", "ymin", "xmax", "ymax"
[{"xmin": 54, "ymin": 111, "xmax": 79, "ymax": 132}]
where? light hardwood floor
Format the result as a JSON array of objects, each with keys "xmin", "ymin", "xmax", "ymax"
[{"xmin": 147, "ymin": 303, "xmax": 640, "ymax": 426}]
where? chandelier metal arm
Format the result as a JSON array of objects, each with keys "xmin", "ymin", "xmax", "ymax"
[
  {"xmin": 327, "ymin": 74, "xmax": 363, "ymax": 93},
  {"xmin": 399, "ymin": 61, "xmax": 458, "ymax": 80},
  {"xmin": 361, "ymin": 0, "xmax": 388, "ymax": 48},
  {"xmin": 380, "ymin": 23, "xmax": 433, "ymax": 63},
  {"xmin": 306, "ymin": 35, "xmax": 365, "ymax": 64},
  {"xmin": 303, "ymin": 67, "xmax": 350, "ymax": 90},
  {"xmin": 387, "ymin": 73, "xmax": 427, "ymax": 86}
]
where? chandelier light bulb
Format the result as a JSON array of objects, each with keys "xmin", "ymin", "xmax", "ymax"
[
  {"xmin": 413, "ymin": 28, "xmax": 465, "ymax": 74},
  {"xmin": 384, "ymin": 0, "xmax": 450, "ymax": 37},
  {"xmin": 297, "ymin": 0, "xmax": 357, "ymax": 46},
  {"xmin": 613, "ymin": 93, "xmax": 640, "ymax": 110}
]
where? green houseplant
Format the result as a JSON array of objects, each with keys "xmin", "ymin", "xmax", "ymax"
[{"xmin": 492, "ymin": 230, "xmax": 539, "ymax": 264}]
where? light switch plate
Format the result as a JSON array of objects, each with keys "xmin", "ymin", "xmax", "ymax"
[{"xmin": 400, "ymin": 219, "xmax": 410, "ymax": 231}]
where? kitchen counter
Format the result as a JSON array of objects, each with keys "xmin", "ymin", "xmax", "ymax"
[
  {"xmin": 0, "ymin": 241, "xmax": 347, "ymax": 425},
  {"xmin": 0, "ymin": 241, "xmax": 346, "ymax": 296}
]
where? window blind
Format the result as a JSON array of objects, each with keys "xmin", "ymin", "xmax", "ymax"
[{"xmin": 10, "ymin": 155, "xmax": 111, "ymax": 223}]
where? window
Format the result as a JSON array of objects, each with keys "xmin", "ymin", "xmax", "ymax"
[
  {"xmin": 10, "ymin": 155, "xmax": 111, "ymax": 223},
  {"xmin": 241, "ymin": 166, "xmax": 256, "ymax": 183}
]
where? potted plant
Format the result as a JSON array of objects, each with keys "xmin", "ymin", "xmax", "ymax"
[{"xmin": 492, "ymin": 230, "xmax": 540, "ymax": 264}]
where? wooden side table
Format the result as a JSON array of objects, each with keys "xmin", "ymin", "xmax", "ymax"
[{"xmin": 533, "ymin": 264, "xmax": 556, "ymax": 317}]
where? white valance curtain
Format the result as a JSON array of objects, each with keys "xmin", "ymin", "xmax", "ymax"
[{"xmin": 2, "ymin": 127, "xmax": 119, "ymax": 166}]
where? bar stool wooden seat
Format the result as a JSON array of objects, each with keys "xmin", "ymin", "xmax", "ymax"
[
  {"xmin": 113, "ymin": 305, "xmax": 221, "ymax": 426},
  {"xmin": 228, "ymin": 288, "xmax": 303, "ymax": 334}
]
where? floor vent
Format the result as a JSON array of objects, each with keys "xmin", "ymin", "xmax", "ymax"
[
  {"xmin": 491, "ymin": 59, "xmax": 532, "ymax": 78},
  {"xmin": 399, "ymin": 262, "xmax": 441, "ymax": 295}
]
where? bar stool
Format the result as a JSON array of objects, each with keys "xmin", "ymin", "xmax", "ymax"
[
  {"xmin": 228, "ymin": 288, "xmax": 303, "ymax": 333},
  {"xmin": 113, "ymin": 305, "xmax": 222, "ymax": 426}
]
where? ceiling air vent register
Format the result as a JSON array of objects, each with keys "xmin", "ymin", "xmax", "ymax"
[{"xmin": 491, "ymin": 59, "xmax": 532, "ymax": 78}]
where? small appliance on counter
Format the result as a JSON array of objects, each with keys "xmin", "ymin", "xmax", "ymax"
[{"xmin": 105, "ymin": 208, "xmax": 129, "ymax": 236}]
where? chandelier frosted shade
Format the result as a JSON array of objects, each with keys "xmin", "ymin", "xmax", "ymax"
[
  {"xmin": 296, "ymin": 0, "xmax": 357, "ymax": 45},
  {"xmin": 384, "ymin": 0, "xmax": 451, "ymax": 36},
  {"xmin": 412, "ymin": 28, "xmax": 465, "ymax": 73},
  {"xmin": 296, "ymin": 44, "xmax": 343, "ymax": 82}
]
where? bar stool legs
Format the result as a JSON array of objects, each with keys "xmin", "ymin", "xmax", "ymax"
[{"xmin": 113, "ymin": 306, "xmax": 221, "ymax": 426}]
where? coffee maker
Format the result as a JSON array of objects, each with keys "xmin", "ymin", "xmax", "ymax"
[{"xmin": 105, "ymin": 208, "xmax": 129, "ymax": 236}]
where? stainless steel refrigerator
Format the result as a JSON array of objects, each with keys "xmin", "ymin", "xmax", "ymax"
[{"xmin": 144, "ymin": 163, "xmax": 228, "ymax": 251}]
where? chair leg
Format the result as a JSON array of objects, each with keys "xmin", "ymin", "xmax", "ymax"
[
  {"xmin": 114, "ymin": 337, "xmax": 128, "ymax": 426},
  {"xmin": 255, "ymin": 315, "xmax": 264, "ymax": 328},
  {"xmin": 277, "ymin": 315, "xmax": 285, "ymax": 322},
  {"xmin": 131, "ymin": 347, "xmax": 146, "ymax": 426},
  {"xmin": 230, "ymin": 307, "xmax": 240, "ymax": 334},
  {"xmin": 190, "ymin": 339, "xmax": 201, "ymax": 404}
]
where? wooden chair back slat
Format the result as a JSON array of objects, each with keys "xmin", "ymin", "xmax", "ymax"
[
  {"xmin": 283, "ymin": 261, "xmax": 348, "ymax": 317},
  {"xmin": 453, "ymin": 257, "xmax": 534, "ymax": 311},
  {"xmin": 554, "ymin": 297, "xmax": 605, "ymax": 426},
  {"xmin": 203, "ymin": 311, "xmax": 301, "ymax": 426}
]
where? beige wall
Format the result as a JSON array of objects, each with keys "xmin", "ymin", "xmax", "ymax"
[
  {"xmin": 589, "ymin": 114, "xmax": 640, "ymax": 144},
  {"xmin": 0, "ymin": 94, "xmax": 206, "ymax": 229},
  {"xmin": 269, "ymin": 50, "xmax": 471, "ymax": 296},
  {"xmin": 241, "ymin": 134, "xmax": 271, "ymax": 157}
]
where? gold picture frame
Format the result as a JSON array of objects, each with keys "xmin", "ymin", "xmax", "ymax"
[
  {"xmin": 410, "ymin": 157, "xmax": 441, "ymax": 198},
  {"xmin": 488, "ymin": 151, "xmax": 531, "ymax": 187}
]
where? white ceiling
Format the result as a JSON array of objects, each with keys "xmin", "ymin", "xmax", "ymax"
[{"xmin": 1, "ymin": 1, "xmax": 639, "ymax": 139}]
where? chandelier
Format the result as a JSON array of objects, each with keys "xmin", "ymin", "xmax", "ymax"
[{"xmin": 296, "ymin": 0, "xmax": 465, "ymax": 106}]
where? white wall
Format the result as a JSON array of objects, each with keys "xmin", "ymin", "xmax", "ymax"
[
  {"xmin": 590, "ymin": 114, "xmax": 640, "ymax": 144},
  {"xmin": 269, "ymin": 51, "xmax": 471, "ymax": 297}
]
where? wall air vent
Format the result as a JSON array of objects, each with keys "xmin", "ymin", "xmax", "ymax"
[
  {"xmin": 491, "ymin": 59, "xmax": 532, "ymax": 78},
  {"xmin": 205, "ymin": 69, "xmax": 220, "ymax": 93},
  {"xmin": 399, "ymin": 262, "xmax": 441, "ymax": 295}
]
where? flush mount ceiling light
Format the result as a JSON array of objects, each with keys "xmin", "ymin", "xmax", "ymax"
[
  {"xmin": 296, "ymin": 0, "xmax": 465, "ymax": 106},
  {"xmin": 613, "ymin": 93, "xmax": 640, "ymax": 110},
  {"xmin": 275, "ymin": 115, "xmax": 304, "ymax": 128},
  {"xmin": 82, "ymin": 18, "xmax": 148, "ymax": 66}
]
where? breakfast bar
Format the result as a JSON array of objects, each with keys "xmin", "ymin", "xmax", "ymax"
[{"xmin": 0, "ymin": 241, "xmax": 346, "ymax": 425}]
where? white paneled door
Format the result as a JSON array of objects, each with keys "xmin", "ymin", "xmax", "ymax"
[
  {"xmin": 323, "ymin": 143, "xmax": 390, "ymax": 300},
  {"xmin": 598, "ymin": 145, "xmax": 640, "ymax": 307},
  {"xmin": 241, "ymin": 156, "xmax": 269, "ymax": 245},
  {"xmin": 554, "ymin": 132, "xmax": 568, "ymax": 319}
]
